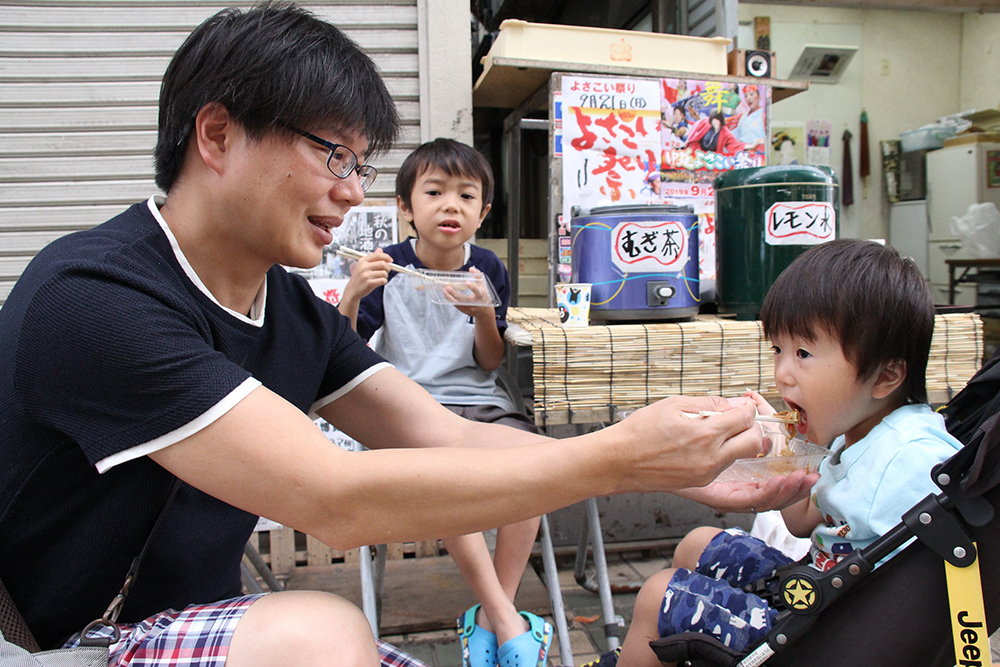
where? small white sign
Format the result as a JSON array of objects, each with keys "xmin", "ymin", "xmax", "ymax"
[
  {"xmin": 610, "ymin": 219, "xmax": 690, "ymax": 273},
  {"xmin": 765, "ymin": 202, "xmax": 836, "ymax": 246}
]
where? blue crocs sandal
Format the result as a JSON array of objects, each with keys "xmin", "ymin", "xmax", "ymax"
[
  {"xmin": 458, "ymin": 604, "xmax": 499, "ymax": 667},
  {"xmin": 496, "ymin": 611, "xmax": 553, "ymax": 667}
]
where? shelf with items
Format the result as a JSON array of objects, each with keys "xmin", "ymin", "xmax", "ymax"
[{"xmin": 474, "ymin": 56, "xmax": 808, "ymax": 110}]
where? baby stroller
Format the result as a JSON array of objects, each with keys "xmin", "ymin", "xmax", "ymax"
[{"xmin": 651, "ymin": 350, "xmax": 1000, "ymax": 667}]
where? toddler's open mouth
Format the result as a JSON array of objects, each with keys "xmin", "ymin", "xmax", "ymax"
[
  {"xmin": 784, "ymin": 400, "xmax": 808, "ymax": 435},
  {"xmin": 789, "ymin": 403, "xmax": 809, "ymax": 435}
]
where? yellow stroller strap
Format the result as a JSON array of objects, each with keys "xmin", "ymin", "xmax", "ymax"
[{"xmin": 945, "ymin": 541, "xmax": 992, "ymax": 667}]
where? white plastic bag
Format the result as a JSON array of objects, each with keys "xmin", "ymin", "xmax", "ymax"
[{"xmin": 951, "ymin": 202, "xmax": 1000, "ymax": 259}]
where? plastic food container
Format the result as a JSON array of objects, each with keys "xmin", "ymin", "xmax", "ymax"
[
  {"xmin": 418, "ymin": 270, "xmax": 501, "ymax": 307},
  {"xmin": 900, "ymin": 125, "xmax": 957, "ymax": 152},
  {"xmin": 715, "ymin": 438, "xmax": 830, "ymax": 484}
]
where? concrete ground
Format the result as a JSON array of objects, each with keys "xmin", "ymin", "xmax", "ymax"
[
  {"xmin": 382, "ymin": 544, "xmax": 1000, "ymax": 667},
  {"xmin": 382, "ymin": 547, "xmax": 671, "ymax": 667}
]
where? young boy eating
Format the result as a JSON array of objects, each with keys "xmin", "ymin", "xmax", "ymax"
[
  {"xmin": 338, "ymin": 138, "xmax": 551, "ymax": 667},
  {"xmin": 589, "ymin": 239, "xmax": 964, "ymax": 667}
]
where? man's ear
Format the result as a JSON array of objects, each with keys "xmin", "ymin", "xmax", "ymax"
[
  {"xmin": 192, "ymin": 102, "xmax": 234, "ymax": 175},
  {"xmin": 872, "ymin": 359, "xmax": 907, "ymax": 399}
]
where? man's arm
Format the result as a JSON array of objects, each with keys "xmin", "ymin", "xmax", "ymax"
[{"xmin": 150, "ymin": 367, "xmax": 766, "ymax": 551}]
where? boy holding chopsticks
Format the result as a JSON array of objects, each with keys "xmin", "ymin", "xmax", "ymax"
[
  {"xmin": 589, "ymin": 239, "xmax": 964, "ymax": 667},
  {"xmin": 338, "ymin": 138, "xmax": 551, "ymax": 667}
]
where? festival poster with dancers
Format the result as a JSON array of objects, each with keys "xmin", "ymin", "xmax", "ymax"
[
  {"xmin": 660, "ymin": 77, "xmax": 769, "ymax": 182},
  {"xmin": 659, "ymin": 78, "xmax": 770, "ymax": 295}
]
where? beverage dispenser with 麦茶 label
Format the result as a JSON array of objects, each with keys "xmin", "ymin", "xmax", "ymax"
[
  {"xmin": 570, "ymin": 204, "xmax": 700, "ymax": 321},
  {"xmin": 714, "ymin": 166, "xmax": 839, "ymax": 320}
]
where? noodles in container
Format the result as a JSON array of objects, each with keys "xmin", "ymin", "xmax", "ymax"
[
  {"xmin": 714, "ymin": 435, "xmax": 829, "ymax": 484},
  {"xmin": 334, "ymin": 244, "xmax": 501, "ymax": 308},
  {"xmin": 618, "ymin": 407, "xmax": 829, "ymax": 483}
]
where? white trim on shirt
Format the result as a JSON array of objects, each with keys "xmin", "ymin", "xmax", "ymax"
[
  {"xmin": 95, "ymin": 377, "xmax": 263, "ymax": 473},
  {"xmin": 308, "ymin": 361, "xmax": 393, "ymax": 418},
  {"xmin": 147, "ymin": 196, "xmax": 267, "ymax": 327}
]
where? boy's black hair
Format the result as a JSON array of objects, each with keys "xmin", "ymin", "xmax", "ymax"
[
  {"xmin": 760, "ymin": 239, "xmax": 934, "ymax": 404},
  {"xmin": 395, "ymin": 138, "xmax": 494, "ymax": 214},
  {"xmin": 154, "ymin": 1, "xmax": 399, "ymax": 192}
]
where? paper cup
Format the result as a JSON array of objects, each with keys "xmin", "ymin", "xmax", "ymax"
[{"xmin": 555, "ymin": 283, "xmax": 592, "ymax": 327}]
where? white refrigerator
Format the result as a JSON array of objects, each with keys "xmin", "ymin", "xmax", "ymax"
[{"xmin": 925, "ymin": 142, "xmax": 1000, "ymax": 306}]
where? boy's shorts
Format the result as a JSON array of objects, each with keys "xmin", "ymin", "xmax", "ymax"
[
  {"xmin": 657, "ymin": 528, "xmax": 795, "ymax": 652},
  {"xmin": 444, "ymin": 403, "xmax": 539, "ymax": 433},
  {"xmin": 62, "ymin": 594, "xmax": 428, "ymax": 667}
]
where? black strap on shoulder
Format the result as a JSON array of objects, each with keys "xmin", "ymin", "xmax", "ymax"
[{"xmin": 79, "ymin": 478, "xmax": 182, "ymax": 647}]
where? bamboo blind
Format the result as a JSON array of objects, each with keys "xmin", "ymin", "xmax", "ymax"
[{"xmin": 506, "ymin": 309, "xmax": 983, "ymax": 426}]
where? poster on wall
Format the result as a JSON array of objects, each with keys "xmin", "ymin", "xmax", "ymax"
[
  {"xmin": 560, "ymin": 76, "xmax": 663, "ymax": 231},
  {"xmin": 771, "ymin": 122, "xmax": 806, "ymax": 166},
  {"xmin": 288, "ymin": 205, "xmax": 398, "ymax": 306},
  {"xmin": 806, "ymin": 119, "xmax": 833, "ymax": 167},
  {"xmin": 286, "ymin": 205, "xmax": 398, "ymax": 453},
  {"xmin": 660, "ymin": 78, "xmax": 769, "ymax": 182},
  {"xmin": 659, "ymin": 78, "xmax": 769, "ymax": 296}
]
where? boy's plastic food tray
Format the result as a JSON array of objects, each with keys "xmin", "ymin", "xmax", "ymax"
[
  {"xmin": 418, "ymin": 270, "xmax": 501, "ymax": 307},
  {"xmin": 715, "ymin": 438, "xmax": 830, "ymax": 484}
]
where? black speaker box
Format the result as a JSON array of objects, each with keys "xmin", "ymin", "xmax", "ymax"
[{"xmin": 728, "ymin": 49, "xmax": 775, "ymax": 78}]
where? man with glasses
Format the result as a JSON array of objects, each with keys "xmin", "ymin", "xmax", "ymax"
[
  {"xmin": 0, "ymin": 3, "xmax": 812, "ymax": 666},
  {"xmin": 287, "ymin": 125, "xmax": 380, "ymax": 192}
]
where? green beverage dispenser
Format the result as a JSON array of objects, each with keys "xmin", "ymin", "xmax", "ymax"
[{"xmin": 714, "ymin": 165, "xmax": 839, "ymax": 320}]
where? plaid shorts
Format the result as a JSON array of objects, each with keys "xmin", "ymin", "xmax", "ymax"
[
  {"xmin": 62, "ymin": 594, "xmax": 428, "ymax": 667},
  {"xmin": 657, "ymin": 528, "xmax": 794, "ymax": 652}
]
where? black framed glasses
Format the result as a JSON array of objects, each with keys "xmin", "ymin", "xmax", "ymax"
[{"xmin": 288, "ymin": 125, "xmax": 378, "ymax": 192}]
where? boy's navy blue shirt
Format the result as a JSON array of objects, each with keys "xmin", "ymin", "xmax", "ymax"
[
  {"xmin": 355, "ymin": 238, "xmax": 514, "ymax": 409},
  {"xmin": 0, "ymin": 199, "xmax": 385, "ymax": 648}
]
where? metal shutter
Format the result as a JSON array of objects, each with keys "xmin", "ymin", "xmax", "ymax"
[
  {"xmin": 680, "ymin": 0, "xmax": 736, "ymax": 41},
  {"xmin": 0, "ymin": 0, "xmax": 420, "ymax": 305}
]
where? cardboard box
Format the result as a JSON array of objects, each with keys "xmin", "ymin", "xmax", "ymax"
[
  {"xmin": 963, "ymin": 109, "xmax": 1000, "ymax": 133},
  {"xmin": 944, "ymin": 132, "xmax": 1000, "ymax": 148},
  {"xmin": 483, "ymin": 19, "xmax": 730, "ymax": 76}
]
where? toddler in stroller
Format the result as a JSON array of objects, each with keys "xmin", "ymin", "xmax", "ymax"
[{"xmin": 591, "ymin": 240, "xmax": 968, "ymax": 667}]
